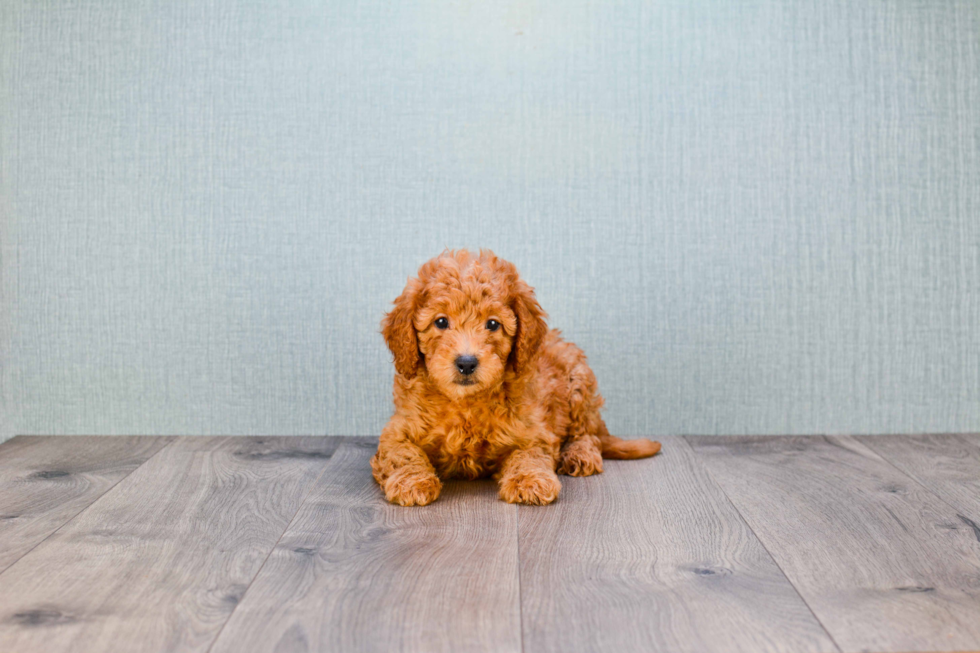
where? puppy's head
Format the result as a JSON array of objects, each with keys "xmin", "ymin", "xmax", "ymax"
[{"xmin": 382, "ymin": 250, "xmax": 547, "ymax": 399}]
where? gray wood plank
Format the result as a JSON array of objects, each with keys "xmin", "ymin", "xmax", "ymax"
[
  {"xmin": 518, "ymin": 436, "xmax": 836, "ymax": 653},
  {"xmin": 861, "ymin": 434, "xmax": 980, "ymax": 526},
  {"xmin": 209, "ymin": 439, "xmax": 521, "ymax": 653},
  {"xmin": 688, "ymin": 435, "xmax": 980, "ymax": 653},
  {"xmin": 0, "ymin": 436, "xmax": 173, "ymax": 573},
  {"xmin": 0, "ymin": 436, "xmax": 339, "ymax": 653}
]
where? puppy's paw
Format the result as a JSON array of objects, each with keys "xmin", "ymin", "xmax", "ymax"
[
  {"xmin": 557, "ymin": 440, "xmax": 604, "ymax": 477},
  {"xmin": 499, "ymin": 469, "xmax": 561, "ymax": 505},
  {"xmin": 384, "ymin": 468, "xmax": 442, "ymax": 507}
]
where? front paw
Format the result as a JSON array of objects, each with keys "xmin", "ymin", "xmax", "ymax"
[
  {"xmin": 384, "ymin": 468, "xmax": 443, "ymax": 507},
  {"xmin": 499, "ymin": 469, "xmax": 561, "ymax": 505}
]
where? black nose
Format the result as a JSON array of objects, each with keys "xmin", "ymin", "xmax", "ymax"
[{"xmin": 455, "ymin": 355, "xmax": 479, "ymax": 376}]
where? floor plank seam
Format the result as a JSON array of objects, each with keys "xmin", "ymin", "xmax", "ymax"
[
  {"xmin": 515, "ymin": 505, "xmax": 526, "ymax": 653},
  {"xmin": 681, "ymin": 436, "xmax": 844, "ymax": 653},
  {"xmin": 0, "ymin": 436, "xmax": 178, "ymax": 578},
  {"xmin": 203, "ymin": 438, "xmax": 343, "ymax": 653}
]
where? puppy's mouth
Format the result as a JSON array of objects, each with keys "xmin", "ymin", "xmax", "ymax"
[{"xmin": 454, "ymin": 378, "xmax": 478, "ymax": 387}]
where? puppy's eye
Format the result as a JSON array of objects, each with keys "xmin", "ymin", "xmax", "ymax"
[
  {"xmin": 434, "ymin": 317, "xmax": 449, "ymax": 330},
  {"xmin": 486, "ymin": 319, "xmax": 501, "ymax": 332}
]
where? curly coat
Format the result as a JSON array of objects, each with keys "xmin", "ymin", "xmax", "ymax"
[{"xmin": 372, "ymin": 250, "xmax": 661, "ymax": 506}]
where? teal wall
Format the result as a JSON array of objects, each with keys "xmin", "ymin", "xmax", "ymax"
[{"xmin": 2, "ymin": 0, "xmax": 978, "ymax": 441}]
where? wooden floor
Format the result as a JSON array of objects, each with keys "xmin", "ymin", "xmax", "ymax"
[{"xmin": 0, "ymin": 435, "xmax": 978, "ymax": 653}]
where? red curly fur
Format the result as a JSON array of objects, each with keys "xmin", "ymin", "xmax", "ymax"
[{"xmin": 372, "ymin": 250, "xmax": 661, "ymax": 506}]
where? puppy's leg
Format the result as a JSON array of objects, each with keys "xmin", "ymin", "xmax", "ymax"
[
  {"xmin": 498, "ymin": 447, "xmax": 561, "ymax": 505},
  {"xmin": 557, "ymin": 359, "xmax": 605, "ymax": 476},
  {"xmin": 372, "ymin": 432, "xmax": 442, "ymax": 507}
]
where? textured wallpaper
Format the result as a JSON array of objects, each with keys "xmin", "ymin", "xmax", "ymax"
[{"xmin": 1, "ymin": 0, "xmax": 978, "ymax": 442}]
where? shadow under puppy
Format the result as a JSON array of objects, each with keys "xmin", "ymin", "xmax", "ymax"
[{"xmin": 372, "ymin": 249, "xmax": 661, "ymax": 506}]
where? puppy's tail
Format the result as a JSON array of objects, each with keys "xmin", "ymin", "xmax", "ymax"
[{"xmin": 598, "ymin": 424, "xmax": 662, "ymax": 460}]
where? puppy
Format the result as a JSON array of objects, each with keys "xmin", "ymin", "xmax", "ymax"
[{"xmin": 372, "ymin": 250, "xmax": 661, "ymax": 506}]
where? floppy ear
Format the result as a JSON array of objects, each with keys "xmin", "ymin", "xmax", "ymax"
[
  {"xmin": 381, "ymin": 278, "xmax": 423, "ymax": 378},
  {"xmin": 510, "ymin": 281, "xmax": 548, "ymax": 377}
]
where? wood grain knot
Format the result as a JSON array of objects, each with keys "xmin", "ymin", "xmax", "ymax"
[
  {"xmin": 30, "ymin": 470, "xmax": 71, "ymax": 480},
  {"xmin": 957, "ymin": 514, "xmax": 980, "ymax": 542},
  {"xmin": 9, "ymin": 608, "xmax": 76, "ymax": 627},
  {"xmin": 234, "ymin": 449, "xmax": 333, "ymax": 461},
  {"xmin": 894, "ymin": 586, "xmax": 934, "ymax": 593},
  {"xmin": 687, "ymin": 565, "xmax": 732, "ymax": 578}
]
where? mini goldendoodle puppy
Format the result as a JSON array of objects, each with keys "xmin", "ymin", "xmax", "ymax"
[{"xmin": 372, "ymin": 249, "xmax": 661, "ymax": 506}]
